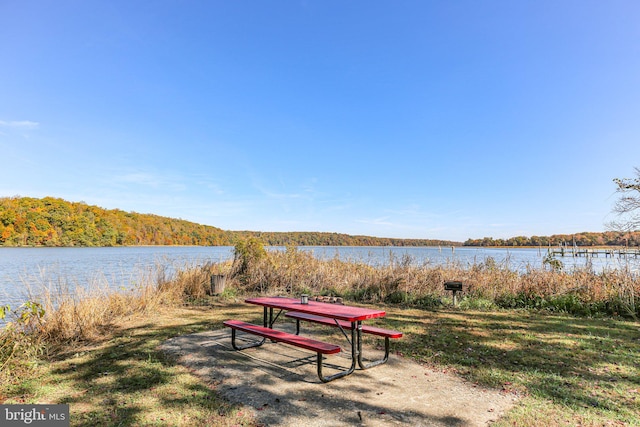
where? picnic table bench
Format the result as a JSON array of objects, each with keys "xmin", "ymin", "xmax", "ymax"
[{"xmin": 223, "ymin": 320, "xmax": 342, "ymax": 382}]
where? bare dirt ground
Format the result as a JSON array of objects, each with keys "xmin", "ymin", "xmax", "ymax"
[{"xmin": 160, "ymin": 326, "xmax": 518, "ymax": 427}]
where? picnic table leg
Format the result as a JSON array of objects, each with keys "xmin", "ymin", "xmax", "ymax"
[
  {"xmin": 229, "ymin": 306, "xmax": 270, "ymax": 350},
  {"xmin": 317, "ymin": 325, "xmax": 357, "ymax": 382},
  {"xmin": 265, "ymin": 307, "xmax": 283, "ymax": 329},
  {"xmin": 357, "ymin": 321, "xmax": 391, "ymax": 369},
  {"xmin": 229, "ymin": 328, "xmax": 266, "ymax": 350}
]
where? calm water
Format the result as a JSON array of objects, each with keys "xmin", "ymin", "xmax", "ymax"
[
  {"xmin": 0, "ymin": 247, "xmax": 234, "ymax": 310},
  {"xmin": 1, "ymin": 246, "xmax": 637, "ymax": 309}
]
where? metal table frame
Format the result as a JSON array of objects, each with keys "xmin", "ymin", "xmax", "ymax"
[{"xmin": 243, "ymin": 296, "xmax": 387, "ymax": 381}]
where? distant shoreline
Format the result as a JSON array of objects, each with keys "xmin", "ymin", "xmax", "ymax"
[{"xmin": 0, "ymin": 243, "xmax": 638, "ymax": 249}]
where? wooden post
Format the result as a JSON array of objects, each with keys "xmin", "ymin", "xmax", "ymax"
[{"xmin": 210, "ymin": 274, "xmax": 226, "ymax": 295}]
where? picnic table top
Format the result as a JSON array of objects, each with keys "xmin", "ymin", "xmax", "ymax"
[{"xmin": 245, "ymin": 296, "xmax": 386, "ymax": 322}]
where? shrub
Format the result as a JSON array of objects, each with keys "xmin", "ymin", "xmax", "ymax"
[
  {"xmin": 458, "ymin": 297, "xmax": 496, "ymax": 310},
  {"xmin": 0, "ymin": 302, "xmax": 46, "ymax": 378},
  {"xmin": 413, "ymin": 294, "xmax": 444, "ymax": 309},
  {"xmin": 385, "ymin": 290, "xmax": 412, "ymax": 304},
  {"xmin": 232, "ymin": 237, "xmax": 267, "ymax": 277}
]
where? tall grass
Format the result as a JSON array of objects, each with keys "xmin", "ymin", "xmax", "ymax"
[
  {"xmin": 0, "ymin": 260, "xmax": 232, "ymax": 380},
  {"xmin": 34, "ymin": 259, "xmax": 237, "ymax": 345},
  {"xmin": 234, "ymin": 246, "xmax": 640, "ymax": 318}
]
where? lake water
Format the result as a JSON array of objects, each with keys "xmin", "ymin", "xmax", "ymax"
[{"xmin": 1, "ymin": 246, "xmax": 637, "ymax": 310}]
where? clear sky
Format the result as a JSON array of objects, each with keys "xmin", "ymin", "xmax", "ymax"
[{"xmin": 1, "ymin": 1, "xmax": 639, "ymax": 242}]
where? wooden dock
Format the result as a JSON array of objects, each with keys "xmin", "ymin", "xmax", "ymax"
[{"xmin": 549, "ymin": 248, "xmax": 640, "ymax": 258}]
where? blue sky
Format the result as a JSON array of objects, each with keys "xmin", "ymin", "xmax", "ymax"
[{"xmin": 1, "ymin": 1, "xmax": 639, "ymax": 242}]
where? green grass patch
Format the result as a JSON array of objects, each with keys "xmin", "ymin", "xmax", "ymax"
[{"xmin": 387, "ymin": 307, "xmax": 640, "ymax": 426}]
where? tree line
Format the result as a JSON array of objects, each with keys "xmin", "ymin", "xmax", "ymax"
[
  {"xmin": 4, "ymin": 196, "xmax": 637, "ymax": 248},
  {"xmin": 0, "ymin": 197, "xmax": 457, "ymax": 247},
  {"xmin": 0, "ymin": 196, "xmax": 230, "ymax": 246},
  {"xmin": 4, "ymin": 169, "xmax": 640, "ymax": 248},
  {"xmin": 464, "ymin": 168, "xmax": 640, "ymax": 247},
  {"xmin": 463, "ymin": 231, "xmax": 640, "ymax": 247},
  {"xmin": 231, "ymin": 230, "xmax": 455, "ymax": 247}
]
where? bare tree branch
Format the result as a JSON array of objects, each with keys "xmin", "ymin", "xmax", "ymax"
[{"xmin": 608, "ymin": 167, "xmax": 640, "ymax": 232}]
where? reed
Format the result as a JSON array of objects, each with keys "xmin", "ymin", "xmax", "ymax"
[
  {"xmin": 234, "ymin": 247, "xmax": 640, "ymax": 318},
  {"xmin": 35, "ymin": 260, "xmax": 237, "ymax": 345},
  {"xmin": 0, "ymin": 260, "xmax": 233, "ymax": 379}
]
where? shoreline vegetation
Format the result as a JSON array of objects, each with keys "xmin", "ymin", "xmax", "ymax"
[
  {"xmin": 3, "ymin": 196, "xmax": 640, "ymax": 248},
  {"xmin": 1, "ymin": 239, "xmax": 639, "ymax": 425}
]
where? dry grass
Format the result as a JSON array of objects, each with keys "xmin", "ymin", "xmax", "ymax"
[
  {"xmin": 0, "ymin": 260, "xmax": 234, "ymax": 380},
  {"xmin": 235, "ymin": 248, "xmax": 639, "ymax": 317},
  {"xmin": 34, "ymin": 260, "xmax": 235, "ymax": 345}
]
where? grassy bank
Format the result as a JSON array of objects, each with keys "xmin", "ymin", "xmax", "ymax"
[{"xmin": 1, "ymin": 244, "xmax": 639, "ymax": 425}]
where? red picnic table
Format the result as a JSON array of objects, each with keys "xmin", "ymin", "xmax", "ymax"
[{"xmin": 224, "ymin": 296, "xmax": 402, "ymax": 382}]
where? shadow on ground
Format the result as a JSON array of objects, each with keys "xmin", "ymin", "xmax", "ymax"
[{"xmin": 160, "ymin": 323, "xmax": 516, "ymax": 427}]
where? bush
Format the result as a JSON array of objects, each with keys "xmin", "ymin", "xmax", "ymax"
[
  {"xmin": 385, "ymin": 290, "xmax": 412, "ymax": 304},
  {"xmin": 545, "ymin": 294, "xmax": 585, "ymax": 314},
  {"xmin": 495, "ymin": 292, "xmax": 547, "ymax": 310},
  {"xmin": 232, "ymin": 237, "xmax": 267, "ymax": 277},
  {"xmin": 414, "ymin": 294, "xmax": 444, "ymax": 309},
  {"xmin": 0, "ymin": 302, "xmax": 46, "ymax": 379},
  {"xmin": 458, "ymin": 297, "xmax": 496, "ymax": 310}
]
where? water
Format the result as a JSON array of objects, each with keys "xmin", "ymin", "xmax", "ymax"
[
  {"xmin": 297, "ymin": 246, "xmax": 638, "ymax": 272},
  {"xmin": 0, "ymin": 246, "xmax": 234, "ymax": 310},
  {"xmin": 1, "ymin": 246, "xmax": 636, "ymax": 310}
]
